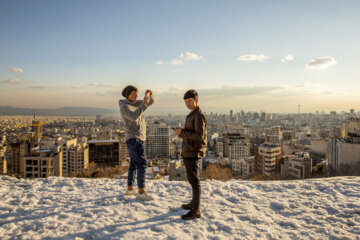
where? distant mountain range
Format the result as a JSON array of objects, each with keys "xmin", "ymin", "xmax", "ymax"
[{"xmin": 0, "ymin": 106, "xmax": 118, "ymax": 116}]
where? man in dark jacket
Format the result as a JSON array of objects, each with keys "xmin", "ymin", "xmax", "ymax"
[{"xmin": 174, "ymin": 89, "xmax": 207, "ymax": 220}]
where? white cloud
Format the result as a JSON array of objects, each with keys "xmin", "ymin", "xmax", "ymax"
[
  {"xmin": 237, "ymin": 54, "xmax": 268, "ymax": 62},
  {"xmin": 6, "ymin": 67, "xmax": 24, "ymax": 73},
  {"xmin": 155, "ymin": 60, "xmax": 164, "ymax": 65},
  {"xmin": 2, "ymin": 78, "xmax": 33, "ymax": 84},
  {"xmin": 179, "ymin": 52, "xmax": 204, "ymax": 61},
  {"xmin": 88, "ymin": 83, "xmax": 122, "ymax": 88},
  {"xmin": 96, "ymin": 90, "xmax": 122, "ymax": 96},
  {"xmin": 157, "ymin": 52, "xmax": 204, "ymax": 66},
  {"xmin": 70, "ymin": 85, "xmax": 83, "ymax": 89},
  {"xmin": 200, "ymin": 85, "xmax": 283, "ymax": 97},
  {"xmin": 4, "ymin": 78, "xmax": 22, "ymax": 84},
  {"xmin": 168, "ymin": 58, "xmax": 183, "ymax": 65},
  {"xmin": 157, "ymin": 85, "xmax": 284, "ymax": 98},
  {"xmin": 306, "ymin": 57, "xmax": 337, "ymax": 70},
  {"xmin": 29, "ymin": 85, "xmax": 63, "ymax": 89},
  {"xmin": 281, "ymin": 55, "xmax": 294, "ymax": 63}
]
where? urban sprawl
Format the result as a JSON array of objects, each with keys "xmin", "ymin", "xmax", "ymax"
[{"xmin": 0, "ymin": 109, "xmax": 359, "ymax": 181}]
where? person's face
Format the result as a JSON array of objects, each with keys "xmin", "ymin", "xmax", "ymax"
[
  {"xmin": 184, "ymin": 98, "xmax": 198, "ymax": 111},
  {"xmin": 127, "ymin": 90, "xmax": 138, "ymax": 102}
]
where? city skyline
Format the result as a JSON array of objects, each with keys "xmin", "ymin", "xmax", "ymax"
[{"xmin": 1, "ymin": 1, "xmax": 360, "ymax": 114}]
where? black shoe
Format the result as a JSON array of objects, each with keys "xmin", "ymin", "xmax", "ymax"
[
  {"xmin": 181, "ymin": 201, "xmax": 194, "ymax": 210},
  {"xmin": 181, "ymin": 208, "xmax": 201, "ymax": 220}
]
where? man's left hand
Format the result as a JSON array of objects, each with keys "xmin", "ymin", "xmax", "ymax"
[{"xmin": 174, "ymin": 127, "xmax": 182, "ymax": 136}]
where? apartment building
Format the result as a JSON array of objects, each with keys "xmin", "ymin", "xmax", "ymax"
[
  {"xmin": 23, "ymin": 146, "xmax": 62, "ymax": 178},
  {"xmin": 232, "ymin": 156, "xmax": 254, "ymax": 177},
  {"xmin": 223, "ymin": 133, "xmax": 250, "ymax": 167},
  {"xmin": 146, "ymin": 122, "xmax": 170, "ymax": 159},
  {"xmin": 68, "ymin": 143, "xmax": 89, "ymax": 173},
  {"xmin": 60, "ymin": 138, "xmax": 77, "ymax": 175},
  {"xmin": 59, "ymin": 138, "xmax": 89, "ymax": 175},
  {"xmin": 328, "ymin": 117, "xmax": 360, "ymax": 176},
  {"xmin": 265, "ymin": 126, "xmax": 282, "ymax": 143},
  {"xmin": 281, "ymin": 152, "xmax": 312, "ymax": 179},
  {"xmin": 254, "ymin": 143, "xmax": 282, "ymax": 177}
]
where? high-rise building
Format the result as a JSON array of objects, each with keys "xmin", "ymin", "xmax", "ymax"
[
  {"xmin": 328, "ymin": 119, "xmax": 360, "ymax": 176},
  {"xmin": 223, "ymin": 133, "xmax": 250, "ymax": 167},
  {"xmin": 88, "ymin": 140, "xmax": 120, "ymax": 167},
  {"xmin": 9, "ymin": 142, "xmax": 21, "ymax": 175},
  {"xmin": 23, "ymin": 146, "xmax": 62, "ymax": 178},
  {"xmin": 68, "ymin": 143, "xmax": 89, "ymax": 173},
  {"xmin": 254, "ymin": 143, "xmax": 282, "ymax": 177},
  {"xmin": 9, "ymin": 138, "xmax": 35, "ymax": 176},
  {"xmin": 230, "ymin": 110, "xmax": 233, "ymax": 122},
  {"xmin": 60, "ymin": 138, "xmax": 78, "ymax": 175},
  {"xmin": 327, "ymin": 139, "xmax": 360, "ymax": 176},
  {"xmin": 265, "ymin": 126, "xmax": 282, "ymax": 143},
  {"xmin": 145, "ymin": 122, "xmax": 170, "ymax": 159}
]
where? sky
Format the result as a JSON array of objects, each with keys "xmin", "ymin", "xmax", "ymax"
[{"xmin": 1, "ymin": 0, "xmax": 360, "ymax": 114}]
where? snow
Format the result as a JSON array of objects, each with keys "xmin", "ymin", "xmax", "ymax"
[{"xmin": 1, "ymin": 176, "xmax": 360, "ymax": 240}]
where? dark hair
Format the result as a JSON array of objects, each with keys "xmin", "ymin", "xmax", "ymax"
[
  {"xmin": 183, "ymin": 89, "xmax": 198, "ymax": 100},
  {"xmin": 122, "ymin": 85, "xmax": 138, "ymax": 98}
]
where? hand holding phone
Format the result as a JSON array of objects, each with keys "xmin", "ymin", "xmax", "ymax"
[
  {"xmin": 145, "ymin": 90, "xmax": 152, "ymax": 98},
  {"xmin": 173, "ymin": 127, "xmax": 182, "ymax": 135}
]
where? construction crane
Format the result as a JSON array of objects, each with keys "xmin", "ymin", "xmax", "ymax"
[
  {"xmin": 15, "ymin": 121, "xmax": 48, "ymax": 138},
  {"xmin": 15, "ymin": 110, "xmax": 49, "ymax": 139}
]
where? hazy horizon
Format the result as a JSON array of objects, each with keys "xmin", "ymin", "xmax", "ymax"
[
  {"xmin": 0, "ymin": 104, "xmax": 357, "ymax": 116},
  {"xmin": 1, "ymin": 1, "xmax": 360, "ymax": 114}
]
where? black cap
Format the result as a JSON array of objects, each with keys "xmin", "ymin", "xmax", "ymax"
[{"xmin": 122, "ymin": 85, "xmax": 138, "ymax": 98}]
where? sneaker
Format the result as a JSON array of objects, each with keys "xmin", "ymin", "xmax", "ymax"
[
  {"xmin": 125, "ymin": 189, "xmax": 137, "ymax": 196},
  {"xmin": 136, "ymin": 191, "xmax": 155, "ymax": 201},
  {"xmin": 181, "ymin": 201, "xmax": 194, "ymax": 210},
  {"xmin": 181, "ymin": 208, "xmax": 201, "ymax": 220}
]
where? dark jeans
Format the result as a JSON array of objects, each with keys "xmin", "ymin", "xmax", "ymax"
[
  {"xmin": 126, "ymin": 138, "xmax": 147, "ymax": 189},
  {"xmin": 183, "ymin": 158, "xmax": 201, "ymax": 209}
]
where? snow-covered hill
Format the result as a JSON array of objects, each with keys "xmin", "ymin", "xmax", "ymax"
[{"xmin": 0, "ymin": 176, "xmax": 359, "ymax": 240}]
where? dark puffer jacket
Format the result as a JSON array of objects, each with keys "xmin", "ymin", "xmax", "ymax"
[{"xmin": 179, "ymin": 106, "xmax": 207, "ymax": 159}]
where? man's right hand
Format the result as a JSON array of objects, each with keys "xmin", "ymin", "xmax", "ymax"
[
  {"xmin": 145, "ymin": 89, "xmax": 152, "ymax": 97},
  {"xmin": 143, "ymin": 96, "xmax": 150, "ymax": 105}
]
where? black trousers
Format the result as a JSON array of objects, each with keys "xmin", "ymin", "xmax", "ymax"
[{"xmin": 183, "ymin": 158, "xmax": 201, "ymax": 209}]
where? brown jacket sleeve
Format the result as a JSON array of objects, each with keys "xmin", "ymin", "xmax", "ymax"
[{"xmin": 179, "ymin": 112, "xmax": 206, "ymax": 142}]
